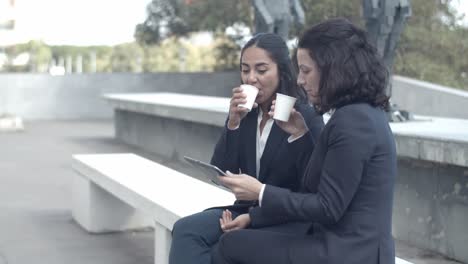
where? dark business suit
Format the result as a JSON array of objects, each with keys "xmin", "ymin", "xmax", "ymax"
[
  {"xmin": 212, "ymin": 103, "xmax": 397, "ymax": 264},
  {"xmin": 169, "ymin": 103, "xmax": 324, "ymax": 264}
]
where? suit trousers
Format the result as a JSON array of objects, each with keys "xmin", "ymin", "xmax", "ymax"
[
  {"xmin": 169, "ymin": 209, "xmax": 240, "ymax": 264},
  {"xmin": 211, "ymin": 229, "xmax": 312, "ymax": 264},
  {"xmin": 169, "ymin": 208, "xmax": 312, "ymax": 264}
]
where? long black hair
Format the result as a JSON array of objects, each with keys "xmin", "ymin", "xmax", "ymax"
[
  {"xmin": 241, "ymin": 33, "xmax": 307, "ymax": 104},
  {"xmin": 298, "ymin": 18, "xmax": 389, "ymax": 114}
]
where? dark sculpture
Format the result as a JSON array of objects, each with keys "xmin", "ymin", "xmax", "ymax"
[
  {"xmin": 363, "ymin": 0, "xmax": 411, "ymax": 76},
  {"xmin": 363, "ymin": 0, "xmax": 412, "ymax": 121},
  {"xmin": 252, "ymin": 0, "xmax": 305, "ymax": 41}
]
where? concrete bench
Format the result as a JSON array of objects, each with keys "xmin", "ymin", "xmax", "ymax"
[
  {"xmin": 396, "ymin": 258, "xmax": 413, "ymax": 264},
  {"xmin": 71, "ymin": 153, "xmax": 235, "ymax": 264},
  {"xmin": 71, "ymin": 152, "xmax": 413, "ymax": 264}
]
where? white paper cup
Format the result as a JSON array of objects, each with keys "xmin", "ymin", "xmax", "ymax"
[
  {"xmin": 238, "ymin": 84, "xmax": 259, "ymax": 111},
  {"xmin": 273, "ymin": 93, "xmax": 297, "ymax": 122}
]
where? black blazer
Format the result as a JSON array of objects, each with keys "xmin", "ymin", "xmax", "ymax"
[
  {"xmin": 250, "ymin": 103, "xmax": 397, "ymax": 264},
  {"xmin": 210, "ymin": 103, "xmax": 324, "ymax": 216}
]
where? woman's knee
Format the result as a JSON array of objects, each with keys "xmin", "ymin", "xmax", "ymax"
[
  {"xmin": 172, "ymin": 216, "xmax": 195, "ymax": 238},
  {"xmin": 217, "ymin": 230, "xmax": 249, "ymax": 258},
  {"xmin": 213, "ymin": 230, "xmax": 253, "ymax": 263},
  {"xmin": 172, "ymin": 210, "xmax": 223, "ymax": 239}
]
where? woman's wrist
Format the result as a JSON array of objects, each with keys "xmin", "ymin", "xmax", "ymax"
[
  {"xmin": 291, "ymin": 128, "xmax": 308, "ymax": 139},
  {"xmin": 227, "ymin": 117, "xmax": 240, "ymax": 130}
]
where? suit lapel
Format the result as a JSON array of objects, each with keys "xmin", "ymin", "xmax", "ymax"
[
  {"xmin": 258, "ymin": 122, "xmax": 287, "ymax": 181},
  {"xmin": 243, "ymin": 109, "xmax": 258, "ymax": 177}
]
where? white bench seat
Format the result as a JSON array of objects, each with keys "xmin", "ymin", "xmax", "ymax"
[
  {"xmin": 71, "ymin": 153, "xmax": 412, "ymax": 264},
  {"xmin": 396, "ymin": 257, "xmax": 414, "ymax": 264},
  {"xmin": 71, "ymin": 153, "xmax": 234, "ymax": 264}
]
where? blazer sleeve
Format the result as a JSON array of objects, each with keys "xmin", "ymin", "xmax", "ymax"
[
  {"xmin": 289, "ymin": 129, "xmax": 314, "ymax": 180},
  {"xmin": 249, "ymin": 205, "xmax": 290, "ymax": 228},
  {"xmin": 295, "ymin": 104, "xmax": 324, "ymax": 177},
  {"xmin": 300, "ymin": 104, "xmax": 324, "ymax": 147},
  {"xmin": 210, "ymin": 118, "xmax": 241, "ymax": 173},
  {"xmin": 250, "ymin": 110, "xmax": 376, "ymax": 225}
]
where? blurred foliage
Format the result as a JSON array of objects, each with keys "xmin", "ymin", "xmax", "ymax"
[
  {"xmin": 134, "ymin": 0, "xmax": 252, "ymax": 45},
  {"xmin": 213, "ymin": 33, "xmax": 240, "ymax": 71},
  {"xmin": 303, "ymin": 0, "xmax": 467, "ymax": 90},
  {"xmin": 136, "ymin": 37, "xmax": 218, "ymax": 72},
  {"xmin": 0, "ymin": 39, "xmax": 219, "ymax": 73},
  {"xmin": 306, "ymin": 0, "xmax": 468, "ymax": 90},
  {"xmin": 109, "ymin": 43, "xmax": 144, "ymax": 72},
  {"xmin": 134, "ymin": 0, "xmax": 251, "ymax": 70},
  {"xmin": 50, "ymin": 45, "xmax": 113, "ymax": 72},
  {"xmin": 3, "ymin": 40, "xmax": 52, "ymax": 72},
  {"xmin": 395, "ymin": 0, "xmax": 468, "ymax": 90},
  {"xmin": 1, "ymin": 0, "xmax": 467, "ymax": 91},
  {"xmin": 134, "ymin": 0, "xmax": 467, "ymax": 90}
]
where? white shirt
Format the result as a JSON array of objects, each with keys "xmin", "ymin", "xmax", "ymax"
[{"xmin": 256, "ymin": 108, "xmax": 274, "ymax": 178}]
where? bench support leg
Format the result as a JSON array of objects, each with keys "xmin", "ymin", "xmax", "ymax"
[
  {"xmin": 154, "ymin": 222, "xmax": 171, "ymax": 264},
  {"xmin": 72, "ymin": 174, "xmax": 153, "ymax": 233}
]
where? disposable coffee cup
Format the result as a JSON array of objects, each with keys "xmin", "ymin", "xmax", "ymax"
[
  {"xmin": 273, "ymin": 93, "xmax": 297, "ymax": 122},
  {"xmin": 238, "ymin": 84, "xmax": 259, "ymax": 111}
]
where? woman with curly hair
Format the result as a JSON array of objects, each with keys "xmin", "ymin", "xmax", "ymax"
[{"xmin": 214, "ymin": 18, "xmax": 397, "ymax": 264}]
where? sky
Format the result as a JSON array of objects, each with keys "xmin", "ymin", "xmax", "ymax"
[
  {"xmin": 3, "ymin": 0, "xmax": 468, "ymax": 46},
  {"xmin": 454, "ymin": 0, "xmax": 468, "ymax": 25},
  {"xmin": 10, "ymin": 0, "xmax": 150, "ymax": 46}
]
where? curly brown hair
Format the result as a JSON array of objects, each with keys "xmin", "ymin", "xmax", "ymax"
[{"xmin": 298, "ymin": 18, "xmax": 390, "ymax": 114}]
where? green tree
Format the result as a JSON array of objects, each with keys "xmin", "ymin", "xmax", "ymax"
[
  {"xmin": 135, "ymin": 0, "xmax": 467, "ymax": 90},
  {"xmin": 213, "ymin": 34, "xmax": 241, "ymax": 71},
  {"xmin": 50, "ymin": 45, "xmax": 114, "ymax": 73},
  {"xmin": 109, "ymin": 43, "xmax": 144, "ymax": 72},
  {"xmin": 135, "ymin": 0, "xmax": 252, "ymax": 45},
  {"xmin": 395, "ymin": 0, "xmax": 468, "ymax": 90},
  {"xmin": 135, "ymin": 0, "xmax": 251, "ymax": 71},
  {"xmin": 28, "ymin": 40, "xmax": 52, "ymax": 72},
  {"xmin": 3, "ymin": 40, "xmax": 52, "ymax": 72}
]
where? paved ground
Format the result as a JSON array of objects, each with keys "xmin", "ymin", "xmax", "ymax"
[{"xmin": 0, "ymin": 120, "xmax": 462, "ymax": 264}]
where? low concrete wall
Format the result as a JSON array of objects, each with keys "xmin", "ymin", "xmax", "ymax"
[
  {"xmin": 0, "ymin": 73, "xmax": 466, "ymax": 120},
  {"xmin": 392, "ymin": 76, "xmax": 468, "ymax": 119},
  {"xmin": 115, "ymin": 110, "xmax": 221, "ymax": 163},
  {"xmin": 0, "ymin": 72, "xmax": 238, "ymax": 120},
  {"xmin": 393, "ymin": 159, "xmax": 468, "ymax": 262},
  {"xmin": 108, "ymin": 93, "xmax": 229, "ymax": 163}
]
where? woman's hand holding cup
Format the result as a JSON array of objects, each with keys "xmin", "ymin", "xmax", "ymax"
[
  {"xmin": 269, "ymin": 100, "xmax": 308, "ymax": 138},
  {"xmin": 227, "ymin": 85, "xmax": 258, "ymax": 129}
]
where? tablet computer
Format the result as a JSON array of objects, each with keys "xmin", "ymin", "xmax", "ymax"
[{"xmin": 183, "ymin": 156, "xmax": 227, "ymax": 187}]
